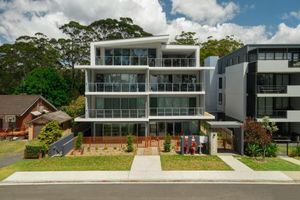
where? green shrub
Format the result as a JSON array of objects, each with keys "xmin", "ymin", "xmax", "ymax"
[
  {"xmin": 245, "ymin": 143, "xmax": 261, "ymax": 157},
  {"xmin": 38, "ymin": 121, "xmax": 62, "ymax": 150},
  {"xmin": 290, "ymin": 146, "xmax": 300, "ymax": 157},
  {"xmin": 24, "ymin": 140, "xmax": 46, "ymax": 159},
  {"xmin": 126, "ymin": 134, "xmax": 134, "ymax": 152},
  {"xmin": 75, "ymin": 132, "xmax": 83, "ymax": 150},
  {"xmin": 265, "ymin": 143, "xmax": 278, "ymax": 157},
  {"xmin": 164, "ymin": 133, "xmax": 172, "ymax": 152}
]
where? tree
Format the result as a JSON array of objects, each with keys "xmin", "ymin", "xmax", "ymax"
[
  {"xmin": 244, "ymin": 118, "xmax": 272, "ymax": 159},
  {"xmin": 17, "ymin": 67, "xmax": 70, "ymax": 107},
  {"xmin": 173, "ymin": 31, "xmax": 199, "ymax": 45},
  {"xmin": 61, "ymin": 95, "xmax": 85, "ymax": 118},
  {"xmin": 126, "ymin": 134, "xmax": 134, "ymax": 152},
  {"xmin": 0, "ymin": 33, "xmax": 60, "ymax": 94},
  {"xmin": 200, "ymin": 35, "xmax": 244, "ymax": 65},
  {"xmin": 38, "ymin": 121, "xmax": 62, "ymax": 149},
  {"xmin": 261, "ymin": 116, "xmax": 279, "ymax": 135}
]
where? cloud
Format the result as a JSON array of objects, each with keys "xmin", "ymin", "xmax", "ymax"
[
  {"xmin": 171, "ymin": 0, "xmax": 239, "ymax": 25},
  {"xmin": 1, "ymin": 0, "xmax": 300, "ymax": 45},
  {"xmin": 282, "ymin": 10, "xmax": 300, "ymax": 20}
]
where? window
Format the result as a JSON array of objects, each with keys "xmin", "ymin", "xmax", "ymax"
[
  {"xmin": 266, "ymin": 52, "xmax": 274, "ymax": 60},
  {"xmin": 218, "ymin": 93, "xmax": 222, "ymax": 105},
  {"xmin": 218, "ymin": 77, "xmax": 223, "ymax": 89}
]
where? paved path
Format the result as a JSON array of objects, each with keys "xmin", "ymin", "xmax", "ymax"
[
  {"xmin": 0, "ymin": 153, "xmax": 23, "ymax": 168},
  {"xmin": 279, "ymin": 156, "xmax": 300, "ymax": 166},
  {"xmin": 131, "ymin": 156, "xmax": 161, "ymax": 172},
  {"xmin": 218, "ymin": 155, "xmax": 253, "ymax": 172}
]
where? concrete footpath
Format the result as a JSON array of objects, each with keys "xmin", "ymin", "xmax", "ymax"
[{"xmin": 1, "ymin": 155, "xmax": 298, "ymax": 184}]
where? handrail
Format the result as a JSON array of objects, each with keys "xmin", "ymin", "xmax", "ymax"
[
  {"xmin": 257, "ymin": 110, "xmax": 287, "ymax": 118},
  {"xmin": 87, "ymin": 82, "xmax": 146, "ymax": 92},
  {"xmin": 150, "ymin": 83, "xmax": 202, "ymax": 92},
  {"xmin": 88, "ymin": 109, "xmax": 146, "ymax": 118},
  {"xmin": 95, "ymin": 56, "xmax": 197, "ymax": 67},
  {"xmin": 150, "ymin": 107, "xmax": 204, "ymax": 116},
  {"xmin": 257, "ymin": 85, "xmax": 287, "ymax": 93}
]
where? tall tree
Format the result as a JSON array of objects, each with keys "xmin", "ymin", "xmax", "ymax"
[
  {"xmin": 200, "ymin": 35, "xmax": 244, "ymax": 65},
  {"xmin": 0, "ymin": 33, "xmax": 60, "ymax": 94},
  {"xmin": 173, "ymin": 31, "xmax": 199, "ymax": 45}
]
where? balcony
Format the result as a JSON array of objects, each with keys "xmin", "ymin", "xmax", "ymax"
[
  {"xmin": 288, "ymin": 60, "xmax": 300, "ymax": 68},
  {"xmin": 95, "ymin": 56, "xmax": 197, "ymax": 67},
  {"xmin": 257, "ymin": 110, "xmax": 287, "ymax": 119},
  {"xmin": 87, "ymin": 83, "xmax": 146, "ymax": 92},
  {"xmin": 88, "ymin": 109, "xmax": 146, "ymax": 118},
  {"xmin": 150, "ymin": 83, "xmax": 202, "ymax": 92},
  {"xmin": 257, "ymin": 110, "xmax": 300, "ymax": 122},
  {"xmin": 150, "ymin": 107, "xmax": 204, "ymax": 116}
]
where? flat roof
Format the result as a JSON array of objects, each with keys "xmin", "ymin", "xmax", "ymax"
[{"xmin": 207, "ymin": 121, "xmax": 242, "ymax": 129}]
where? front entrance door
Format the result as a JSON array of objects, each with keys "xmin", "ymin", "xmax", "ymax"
[{"xmin": 149, "ymin": 123, "xmax": 157, "ymax": 136}]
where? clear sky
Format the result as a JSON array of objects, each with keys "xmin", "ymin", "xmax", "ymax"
[{"xmin": 1, "ymin": 0, "xmax": 300, "ymax": 44}]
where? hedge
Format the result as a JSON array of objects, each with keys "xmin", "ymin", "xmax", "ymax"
[{"xmin": 24, "ymin": 141, "xmax": 45, "ymax": 159}]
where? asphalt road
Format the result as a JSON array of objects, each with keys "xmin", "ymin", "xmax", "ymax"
[{"xmin": 0, "ymin": 183, "xmax": 299, "ymax": 200}]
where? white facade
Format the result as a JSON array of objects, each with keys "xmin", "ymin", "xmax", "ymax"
[{"xmin": 75, "ymin": 35, "xmax": 214, "ymax": 137}]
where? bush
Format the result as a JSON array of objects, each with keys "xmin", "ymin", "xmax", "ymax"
[
  {"xmin": 38, "ymin": 121, "xmax": 62, "ymax": 150},
  {"xmin": 265, "ymin": 143, "xmax": 278, "ymax": 157},
  {"xmin": 75, "ymin": 132, "xmax": 83, "ymax": 150},
  {"xmin": 126, "ymin": 134, "xmax": 134, "ymax": 152},
  {"xmin": 290, "ymin": 146, "xmax": 300, "ymax": 157},
  {"xmin": 164, "ymin": 133, "xmax": 172, "ymax": 152},
  {"xmin": 24, "ymin": 140, "xmax": 46, "ymax": 159},
  {"xmin": 245, "ymin": 143, "xmax": 261, "ymax": 157}
]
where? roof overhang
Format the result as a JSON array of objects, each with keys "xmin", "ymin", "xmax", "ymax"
[
  {"xmin": 207, "ymin": 121, "xmax": 243, "ymax": 129},
  {"xmin": 92, "ymin": 35, "xmax": 169, "ymax": 47}
]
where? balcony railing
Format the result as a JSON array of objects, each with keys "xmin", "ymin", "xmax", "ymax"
[
  {"xmin": 150, "ymin": 107, "xmax": 204, "ymax": 116},
  {"xmin": 150, "ymin": 83, "xmax": 202, "ymax": 92},
  {"xmin": 87, "ymin": 83, "xmax": 146, "ymax": 92},
  {"xmin": 148, "ymin": 58, "xmax": 196, "ymax": 67},
  {"xmin": 257, "ymin": 110, "xmax": 287, "ymax": 118},
  {"xmin": 88, "ymin": 109, "xmax": 146, "ymax": 118},
  {"xmin": 257, "ymin": 85, "xmax": 287, "ymax": 93},
  {"xmin": 95, "ymin": 56, "xmax": 197, "ymax": 67}
]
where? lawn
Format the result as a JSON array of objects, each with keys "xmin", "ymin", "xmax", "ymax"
[
  {"xmin": 0, "ymin": 156, "xmax": 134, "ymax": 181},
  {"xmin": 277, "ymin": 144, "xmax": 298, "ymax": 156},
  {"xmin": 0, "ymin": 140, "xmax": 27, "ymax": 157},
  {"xmin": 237, "ymin": 156, "xmax": 300, "ymax": 171},
  {"xmin": 160, "ymin": 155, "xmax": 232, "ymax": 171}
]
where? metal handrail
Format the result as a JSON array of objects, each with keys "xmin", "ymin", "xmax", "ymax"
[
  {"xmin": 148, "ymin": 58, "xmax": 196, "ymax": 67},
  {"xmin": 88, "ymin": 109, "xmax": 146, "ymax": 118},
  {"xmin": 150, "ymin": 83, "xmax": 202, "ymax": 92},
  {"xmin": 257, "ymin": 85, "xmax": 287, "ymax": 93},
  {"xmin": 96, "ymin": 56, "xmax": 148, "ymax": 66},
  {"xmin": 150, "ymin": 107, "xmax": 204, "ymax": 116},
  {"xmin": 257, "ymin": 110, "xmax": 287, "ymax": 118},
  {"xmin": 87, "ymin": 82, "xmax": 146, "ymax": 92},
  {"xmin": 95, "ymin": 56, "xmax": 197, "ymax": 67}
]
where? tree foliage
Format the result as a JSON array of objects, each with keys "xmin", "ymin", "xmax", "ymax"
[
  {"xmin": 261, "ymin": 116, "xmax": 279, "ymax": 135},
  {"xmin": 62, "ymin": 95, "xmax": 85, "ymax": 118},
  {"xmin": 173, "ymin": 31, "xmax": 199, "ymax": 45},
  {"xmin": 17, "ymin": 67, "xmax": 70, "ymax": 107},
  {"xmin": 200, "ymin": 35, "xmax": 244, "ymax": 65},
  {"xmin": 244, "ymin": 118, "xmax": 272, "ymax": 159},
  {"xmin": 38, "ymin": 121, "xmax": 62, "ymax": 149}
]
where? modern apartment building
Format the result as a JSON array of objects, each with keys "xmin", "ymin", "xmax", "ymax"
[
  {"xmin": 206, "ymin": 44, "xmax": 300, "ymax": 141},
  {"xmin": 75, "ymin": 35, "xmax": 214, "ymax": 137}
]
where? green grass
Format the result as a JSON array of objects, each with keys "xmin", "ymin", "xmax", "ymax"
[
  {"xmin": 237, "ymin": 156, "xmax": 300, "ymax": 171},
  {"xmin": 160, "ymin": 155, "xmax": 232, "ymax": 171},
  {"xmin": 0, "ymin": 156, "xmax": 134, "ymax": 181},
  {"xmin": 0, "ymin": 140, "xmax": 27, "ymax": 157}
]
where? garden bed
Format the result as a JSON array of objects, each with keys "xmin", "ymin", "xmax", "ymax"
[
  {"xmin": 236, "ymin": 156, "xmax": 300, "ymax": 171},
  {"xmin": 69, "ymin": 144, "xmax": 135, "ymax": 156},
  {"xmin": 160, "ymin": 155, "xmax": 232, "ymax": 170}
]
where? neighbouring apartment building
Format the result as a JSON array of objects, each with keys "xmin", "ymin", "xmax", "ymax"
[
  {"xmin": 75, "ymin": 35, "xmax": 215, "ymax": 137},
  {"xmin": 206, "ymin": 44, "xmax": 300, "ymax": 141}
]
